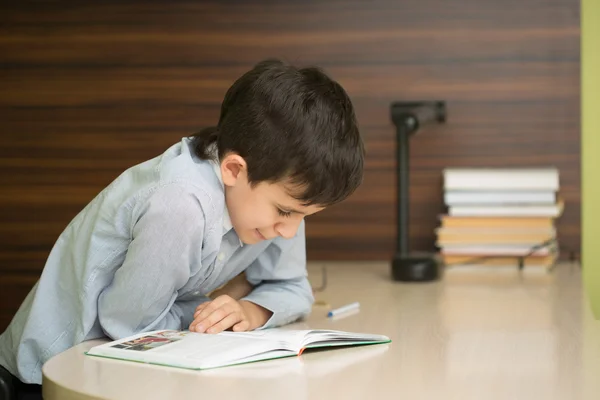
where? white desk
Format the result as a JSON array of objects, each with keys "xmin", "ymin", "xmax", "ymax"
[{"xmin": 42, "ymin": 262, "xmax": 600, "ymax": 400}]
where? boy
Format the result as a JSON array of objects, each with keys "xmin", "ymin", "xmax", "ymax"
[{"xmin": 0, "ymin": 59, "xmax": 365, "ymax": 394}]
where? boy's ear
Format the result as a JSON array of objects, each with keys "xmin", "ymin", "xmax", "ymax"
[{"xmin": 220, "ymin": 153, "xmax": 247, "ymax": 187}]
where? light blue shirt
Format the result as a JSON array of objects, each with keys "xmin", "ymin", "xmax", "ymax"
[{"xmin": 0, "ymin": 137, "xmax": 314, "ymax": 384}]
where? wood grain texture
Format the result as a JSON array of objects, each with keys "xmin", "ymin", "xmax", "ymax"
[
  {"xmin": 0, "ymin": 1, "xmax": 580, "ymax": 330},
  {"xmin": 0, "ymin": 274, "xmax": 38, "ymax": 329}
]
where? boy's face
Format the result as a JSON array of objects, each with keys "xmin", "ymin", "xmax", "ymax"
[{"xmin": 220, "ymin": 154, "xmax": 324, "ymax": 244}]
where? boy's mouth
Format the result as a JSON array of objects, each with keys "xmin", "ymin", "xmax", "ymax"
[{"xmin": 255, "ymin": 229, "xmax": 267, "ymax": 241}]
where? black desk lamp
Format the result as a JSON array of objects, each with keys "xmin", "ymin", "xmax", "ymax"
[{"xmin": 391, "ymin": 101, "xmax": 447, "ymax": 282}]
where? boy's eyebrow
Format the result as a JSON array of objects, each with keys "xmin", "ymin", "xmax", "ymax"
[{"xmin": 276, "ymin": 203, "xmax": 306, "ymax": 215}]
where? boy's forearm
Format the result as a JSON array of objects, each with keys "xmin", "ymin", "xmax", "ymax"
[{"xmin": 208, "ymin": 272, "xmax": 253, "ymax": 300}]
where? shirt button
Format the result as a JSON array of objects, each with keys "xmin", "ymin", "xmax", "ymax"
[
  {"xmin": 193, "ymin": 291, "xmax": 201, "ymax": 295},
  {"xmin": 217, "ymin": 253, "xmax": 225, "ymax": 261}
]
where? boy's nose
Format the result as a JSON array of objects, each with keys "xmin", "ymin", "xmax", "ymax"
[{"xmin": 275, "ymin": 219, "xmax": 302, "ymax": 239}]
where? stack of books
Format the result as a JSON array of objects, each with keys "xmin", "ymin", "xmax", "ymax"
[{"xmin": 436, "ymin": 168, "xmax": 563, "ymax": 268}]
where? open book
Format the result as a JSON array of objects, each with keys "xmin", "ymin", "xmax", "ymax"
[{"xmin": 86, "ymin": 328, "xmax": 391, "ymax": 370}]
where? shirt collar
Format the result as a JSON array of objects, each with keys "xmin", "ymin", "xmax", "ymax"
[
  {"xmin": 210, "ymin": 159, "xmax": 233, "ymax": 233},
  {"xmin": 210, "ymin": 150, "xmax": 243, "ymax": 246}
]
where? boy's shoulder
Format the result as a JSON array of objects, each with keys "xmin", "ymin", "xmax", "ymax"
[
  {"xmin": 152, "ymin": 137, "xmax": 224, "ymax": 213},
  {"xmin": 105, "ymin": 138, "xmax": 225, "ymax": 230},
  {"xmin": 156, "ymin": 138, "xmax": 220, "ymax": 189}
]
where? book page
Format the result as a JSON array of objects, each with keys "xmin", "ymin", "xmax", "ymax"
[
  {"xmin": 88, "ymin": 330, "xmax": 294, "ymax": 369},
  {"xmin": 302, "ymin": 330, "xmax": 391, "ymax": 347},
  {"xmin": 219, "ymin": 329, "xmax": 311, "ymax": 350},
  {"xmin": 223, "ymin": 329, "xmax": 391, "ymax": 348}
]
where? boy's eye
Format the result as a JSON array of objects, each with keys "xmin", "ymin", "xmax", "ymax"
[{"xmin": 277, "ymin": 208, "xmax": 292, "ymax": 218}]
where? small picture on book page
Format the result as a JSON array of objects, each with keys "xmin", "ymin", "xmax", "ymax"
[{"xmin": 113, "ymin": 331, "xmax": 189, "ymax": 352}]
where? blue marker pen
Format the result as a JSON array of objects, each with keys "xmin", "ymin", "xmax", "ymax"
[{"xmin": 327, "ymin": 302, "xmax": 360, "ymax": 317}]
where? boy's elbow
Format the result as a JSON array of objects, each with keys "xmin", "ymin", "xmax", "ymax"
[
  {"xmin": 300, "ymin": 287, "xmax": 315, "ymax": 317},
  {"xmin": 99, "ymin": 314, "xmax": 136, "ymax": 340}
]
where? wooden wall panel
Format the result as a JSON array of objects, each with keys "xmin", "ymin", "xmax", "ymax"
[{"xmin": 0, "ymin": 1, "xmax": 580, "ymax": 330}]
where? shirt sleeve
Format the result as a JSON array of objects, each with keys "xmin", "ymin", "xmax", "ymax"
[
  {"xmin": 241, "ymin": 220, "xmax": 315, "ymax": 329},
  {"xmin": 97, "ymin": 182, "xmax": 208, "ymax": 339}
]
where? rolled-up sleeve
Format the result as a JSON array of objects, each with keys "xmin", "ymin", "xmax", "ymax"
[
  {"xmin": 242, "ymin": 220, "xmax": 315, "ymax": 329},
  {"xmin": 98, "ymin": 183, "xmax": 207, "ymax": 339}
]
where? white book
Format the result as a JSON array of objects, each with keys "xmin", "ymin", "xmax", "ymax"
[
  {"xmin": 443, "ymin": 168, "xmax": 559, "ymax": 191},
  {"xmin": 444, "ymin": 191, "xmax": 556, "ymax": 205},
  {"xmin": 437, "ymin": 227, "xmax": 556, "ymax": 234},
  {"xmin": 440, "ymin": 245, "xmax": 552, "ymax": 256},
  {"xmin": 449, "ymin": 202, "xmax": 563, "ymax": 217},
  {"xmin": 86, "ymin": 329, "xmax": 391, "ymax": 370}
]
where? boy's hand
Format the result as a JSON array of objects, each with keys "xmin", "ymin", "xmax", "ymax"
[{"xmin": 189, "ymin": 295, "xmax": 272, "ymax": 334}]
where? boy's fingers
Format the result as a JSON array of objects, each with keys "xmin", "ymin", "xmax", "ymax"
[
  {"xmin": 191, "ymin": 304, "xmax": 235, "ymax": 333},
  {"xmin": 193, "ymin": 296, "xmax": 235, "ymax": 323},
  {"xmin": 212, "ymin": 295, "xmax": 234, "ymax": 308},
  {"xmin": 195, "ymin": 301, "xmax": 210, "ymax": 312},
  {"xmin": 190, "ymin": 305, "xmax": 211, "ymax": 330},
  {"xmin": 206, "ymin": 313, "xmax": 242, "ymax": 334},
  {"xmin": 190, "ymin": 303, "xmax": 216, "ymax": 331},
  {"xmin": 193, "ymin": 302, "xmax": 210, "ymax": 319},
  {"xmin": 232, "ymin": 320, "xmax": 250, "ymax": 332},
  {"xmin": 193, "ymin": 300, "xmax": 221, "ymax": 322}
]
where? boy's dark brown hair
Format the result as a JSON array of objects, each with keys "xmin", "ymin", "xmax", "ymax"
[{"xmin": 192, "ymin": 58, "xmax": 364, "ymax": 206}]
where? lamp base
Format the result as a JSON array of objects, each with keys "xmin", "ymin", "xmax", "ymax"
[{"xmin": 391, "ymin": 252, "xmax": 442, "ymax": 282}]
